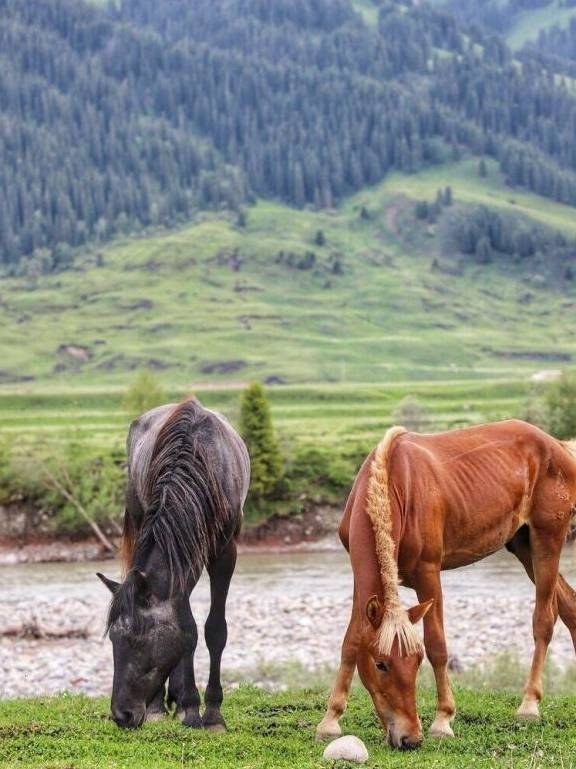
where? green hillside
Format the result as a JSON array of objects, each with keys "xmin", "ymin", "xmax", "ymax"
[
  {"xmin": 1, "ymin": 159, "xmax": 574, "ymax": 392},
  {"xmin": 507, "ymin": 2, "xmax": 576, "ymax": 49}
]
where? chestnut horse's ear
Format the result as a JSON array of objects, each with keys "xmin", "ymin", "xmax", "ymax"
[
  {"xmin": 365, "ymin": 595, "xmax": 384, "ymax": 629},
  {"xmin": 407, "ymin": 598, "xmax": 434, "ymax": 625},
  {"xmin": 96, "ymin": 572, "xmax": 120, "ymax": 594}
]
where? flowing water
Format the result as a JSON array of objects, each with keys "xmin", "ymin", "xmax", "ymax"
[{"xmin": 2, "ymin": 542, "xmax": 576, "ymax": 605}]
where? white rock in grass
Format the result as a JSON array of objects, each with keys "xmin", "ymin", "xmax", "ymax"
[{"xmin": 322, "ymin": 735, "xmax": 369, "ymax": 763}]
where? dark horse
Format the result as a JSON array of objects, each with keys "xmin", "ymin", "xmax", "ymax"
[
  {"xmin": 97, "ymin": 396, "xmax": 250, "ymax": 730},
  {"xmin": 317, "ymin": 420, "xmax": 576, "ymax": 749}
]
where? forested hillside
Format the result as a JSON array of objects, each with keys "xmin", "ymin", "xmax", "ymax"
[{"xmin": 2, "ymin": 0, "xmax": 576, "ymax": 275}]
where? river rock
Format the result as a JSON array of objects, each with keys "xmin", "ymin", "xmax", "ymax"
[{"xmin": 323, "ymin": 735, "xmax": 369, "ymax": 763}]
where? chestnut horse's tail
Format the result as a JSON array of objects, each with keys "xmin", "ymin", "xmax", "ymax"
[{"xmin": 366, "ymin": 426, "xmax": 422, "ymax": 656}]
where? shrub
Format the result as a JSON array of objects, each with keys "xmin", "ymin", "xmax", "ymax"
[
  {"xmin": 545, "ymin": 370, "xmax": 576, "ymax": 439},
  {"xmin": 122, "ymin": 369, "xmax": 166, "ymax": 417},
  {"xmin": 391, "ymin": 396, "xmax": 431, "ymax": 432}
]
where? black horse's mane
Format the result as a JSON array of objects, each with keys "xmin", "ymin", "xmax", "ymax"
[{"xmin": 106, "ymin": 400, "xmax": 232, "ymax": 633}]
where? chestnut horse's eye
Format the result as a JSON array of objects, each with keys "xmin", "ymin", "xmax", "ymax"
[{"xmin": 375, "ymin": 660, "xmax": 390, "ymax": 673}]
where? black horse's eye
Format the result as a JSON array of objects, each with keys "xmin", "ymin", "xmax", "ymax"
[{"xmin": 376, "ymin": 660, "xmax": 390, "ymax": 673}]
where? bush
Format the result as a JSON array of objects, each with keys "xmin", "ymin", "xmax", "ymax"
[
  {"xmin": 545, "ymin": 370, "xmax": 576, "ymax": 439},
  {"xmin": 391, "ymin": 396, "xmax": 431, "ymax": 432},
  {"xmin": 122, "ymin": 369, "xmax": 166, "ymax": 417}
]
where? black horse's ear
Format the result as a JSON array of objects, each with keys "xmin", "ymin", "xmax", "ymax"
[{"xmin": 97, "ymin": 572, "xmax": 120, "ymax": 594}]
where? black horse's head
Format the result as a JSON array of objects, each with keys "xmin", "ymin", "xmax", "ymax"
[{"xmin": 97, "ymin": 570, "xmax": 186, "ymax": 728}]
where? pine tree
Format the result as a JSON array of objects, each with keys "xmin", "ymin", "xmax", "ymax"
[{"xmin": 239, "ymin": 382, "xmax": 283, "ymax": 498}]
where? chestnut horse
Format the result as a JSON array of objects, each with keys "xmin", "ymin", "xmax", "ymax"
[
  {"xmin": 97, "ymin": 397, "xmax": 250, "ymax": 729},
  {"xmin": 316, "ymin": 419, "xmax": 576, "ymax": 749}
]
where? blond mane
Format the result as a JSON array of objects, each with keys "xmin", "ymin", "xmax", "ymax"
[{"xmin": 366, "ymin": 426, "xmax": 422, "ymax": 656}]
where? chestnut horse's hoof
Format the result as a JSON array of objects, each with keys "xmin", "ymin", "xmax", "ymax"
[
  {"xmin": 315, "ymin": 717, "xmax": 342, "ymax": 742},
  {"xmin": 429, "ymin": 719, "xmax": 455, "ymax": 738},
  {"xmin": 516, "ymin": 699, "xmax": 540, "ymax": 721}
]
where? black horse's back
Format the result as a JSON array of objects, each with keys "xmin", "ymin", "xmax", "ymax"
[{"xmin": 129, "ymin": 397, "xmax": 249, "ymax": 587}]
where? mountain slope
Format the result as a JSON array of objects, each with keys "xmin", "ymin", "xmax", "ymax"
[
  {"xmin": 1, "ymin": 160, "xmax": 574, "ymax": 387},
  {"xmin": 2, "ymin": 0, "xmax": 576, "ymax": 273}
]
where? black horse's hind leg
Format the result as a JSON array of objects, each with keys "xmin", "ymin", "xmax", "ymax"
[
  {"xmin": 167, "ymin": 611, "xmax": 202, "ymax": 728},
  {"xmin": 202, "ymin": 539, "xmax": 237, "ymax": 731}
]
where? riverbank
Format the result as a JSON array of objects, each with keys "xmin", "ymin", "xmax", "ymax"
[
  {"xmin": 1, "ymin": 548, "xmax": 575, "ymax": 700},
  {"xmin": 0, "ymin": 503, "xmax": 343, "ymax": 565}
]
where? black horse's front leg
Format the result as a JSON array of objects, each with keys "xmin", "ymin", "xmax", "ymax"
[
  {"xmin": 202, "ymin": 540, "xmax": 237, "ymax": 731},
  {"xmin": 168, "ymin": 611, "xmax": 202, "ymax": 728}
]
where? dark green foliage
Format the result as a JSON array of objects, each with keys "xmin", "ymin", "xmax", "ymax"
[
  {"xmin": 414, "ymin": 187, "xmax": 455, "ymax": 224},
  {"xmin": 1, "ymin": 442, "xmax": 125, "ymax": 534},
  {"xmin": 314, "ymin": 229, "xmax": 326, "ymax": 247},
  {"xmin": 3, "ymin": 0, "xmax": 576, "ymax": 271},
  {"xmin": 442, "ymin": 204, "xmax": 576, "ymax": 279},
  {"xmin": 239, "ymin": 382, "xmax": 283, "ymax": 499},
  {"xmin": 545, "ymin": 370, "xmax": 576, "ymax": 439}
]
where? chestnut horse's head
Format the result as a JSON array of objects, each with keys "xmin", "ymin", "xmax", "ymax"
[{"xmin": 356, "ymin": 595, "xmax": 433, "ymax": 750}]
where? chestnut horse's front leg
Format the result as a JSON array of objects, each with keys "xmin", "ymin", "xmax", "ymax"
[
  {"xmin": 414, "ymin": 566, "xmax": 456, "ymax": 738},
  {"xmin": 316, "ymin": 598, "xmax": 360, "ymax": 740}
]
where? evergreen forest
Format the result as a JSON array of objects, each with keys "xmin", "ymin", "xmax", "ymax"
[{"xmin": 2, "ymin": 0, "xmax": 576, "ymax": 274}]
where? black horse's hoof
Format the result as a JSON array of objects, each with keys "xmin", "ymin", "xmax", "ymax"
[
  {"xmin": 177, "ymin": 709, "xmax": 203, "ymax": 728},
  {"xmin": 202, "ymin": 710, "xmax": 227, "ymax": 732}
]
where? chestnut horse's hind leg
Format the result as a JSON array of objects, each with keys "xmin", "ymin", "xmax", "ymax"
[
  {"xmin": 202, "ymin": 538, "xmax": 237, "ymax": 732},
  {"xmin": 316, "ymin": 597, "xmax": 360, "ymax": 740},
  {"xmin": 413, "ymin": 566, "xmax": 456, "ymax": 738},
  {"xmin": 514, "ymin": 525, "xmax": 564, "ymax": 720},
  {"xmin": 506, "ymin": 527, "xmax": 576, "ymax": 652}
]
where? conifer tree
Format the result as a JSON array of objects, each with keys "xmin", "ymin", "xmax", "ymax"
[{"xmin": 239, "ymin": 382, "xmax": 283, "ymax": 498}]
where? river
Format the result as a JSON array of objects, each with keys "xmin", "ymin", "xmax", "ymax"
[{"xmin": 1, "ymin": 542, "xmax": 575, "ymax": 699}]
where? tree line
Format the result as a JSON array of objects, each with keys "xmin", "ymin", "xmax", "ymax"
[{"xmin": 1, "ymin": 0, "xmax": 576, "ymax": 273}]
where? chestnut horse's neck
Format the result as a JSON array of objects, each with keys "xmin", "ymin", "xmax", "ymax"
[{"xmin": 365, "ymin": 426, "xmax": 422, "ymax": 656}]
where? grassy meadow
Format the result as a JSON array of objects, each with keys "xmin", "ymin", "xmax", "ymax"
[
  {"xmin": 1, "ymin": 159, "xmax": 575, "ymax": 392},
  {"xmin": 1, "ymin": 685, "xmax": 575, "ymax": 769},
  {"xmin": 0, "ymin": 158, "xmax": 574, "ymax": 527}
]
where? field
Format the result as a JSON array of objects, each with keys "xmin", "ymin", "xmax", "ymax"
[
  {"xmin": 1, "ymin": 685, "xmax": 575, "ymax": 769},
  {"xmin": 1, "ymin": 159, "xmax": 575, "ymax": 394},
  {"xmin": 0, "ymin": 378, "xmax": 533, "ymax": 461}
]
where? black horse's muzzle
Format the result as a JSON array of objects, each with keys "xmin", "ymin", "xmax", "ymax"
[{"xmin": 111, "ymin": 706, "xmax": 145, "ymax": 729}]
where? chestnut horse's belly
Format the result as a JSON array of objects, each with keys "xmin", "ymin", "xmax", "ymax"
[{"xmin": 439, "ymin": 505, "xmax": 525, "ymax": 570}]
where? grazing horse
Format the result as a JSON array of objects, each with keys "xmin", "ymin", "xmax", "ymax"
[
  {"xmin": 316, "ymin": 419, "xmax": 576, "ymax": 749},
  {"xmin": 97, "ymin": 397, "xmax": 250, "ymax": 730}
]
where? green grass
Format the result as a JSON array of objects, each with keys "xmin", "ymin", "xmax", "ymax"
[
  {"xmin": 0, "ymin": 159, "xmax": 575, "ymax": 392},
  {"xmin": 351, "ymin": 0, "xmax": 380, "ymax": 26},
  {"xmin": 0, "ymin": 686, "xmax": 575, "ymax": 769},
  {"xmin": 0, "ymin": 378, "xmax": 533, "ymax": 459},
  {"xmin": 506, "ymin": 1, "xmax": 576, "ymax": 49}
]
